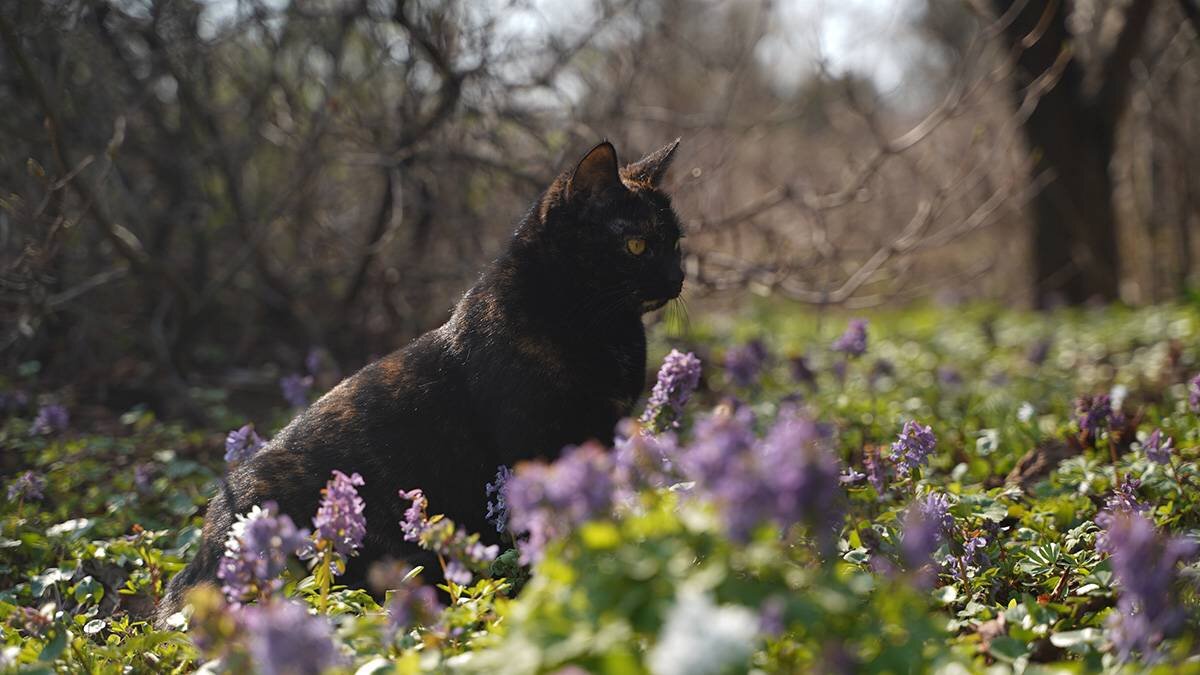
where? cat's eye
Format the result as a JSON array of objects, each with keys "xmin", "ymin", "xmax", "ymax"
[
  {"xmin": 626, "ymin": 237, "xmax": 647, "ymax": 256},
  {"xmin": 674, "ymin": 239, "xmax": 681, "ymax": 251}
]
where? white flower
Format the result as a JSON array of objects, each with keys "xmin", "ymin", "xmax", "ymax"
[
  {"xmin": 1017, "ymin": 402, "xmax": 1035, "ymax": 423},
  {"xmin": 648, "ymin": 590, "xmax": 759, "ymax": 675}
]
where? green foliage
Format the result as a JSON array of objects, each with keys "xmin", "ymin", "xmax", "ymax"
[{"xmin": 4, "ymin": 303, "xmax": 1200, "ymax": 672}]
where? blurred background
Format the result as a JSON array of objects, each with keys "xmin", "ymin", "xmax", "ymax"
[{"xmin": 2, "ymin": 0, "xmax": 1198, "ymax": 420}]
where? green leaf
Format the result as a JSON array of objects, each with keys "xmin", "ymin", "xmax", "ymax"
[
  {"xmin": 38, "ymin": 629, "xmax": 68, "ymax": 662},
  {"xmin": 988, "ymin": 635, "xmax": 1029, "ymax": 663}
]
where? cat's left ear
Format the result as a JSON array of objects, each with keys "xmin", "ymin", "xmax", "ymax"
[{"xmin": 622, "ymin": 138, "xmax": 681, "ymax": 188}]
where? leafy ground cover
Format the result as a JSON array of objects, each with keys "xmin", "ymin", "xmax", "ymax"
[{"xmin": 3, "ymin": 303, "xmax": 1200, "ymax": 674}]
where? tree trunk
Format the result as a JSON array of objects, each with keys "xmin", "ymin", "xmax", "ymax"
[{"xmin": 993, "ymin": 0, "xmax": 1156, "ymax": 307}]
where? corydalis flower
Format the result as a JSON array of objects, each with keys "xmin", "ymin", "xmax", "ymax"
[
  {"xmin": 279, "ymin": 374, "xmax": 313, "ymax": 408},
  {"xmin": 640, "ymin": 349, "xmax": 702, "ymax": 431},
  {"xmin": 890, "ymin": 421, "xmax": 936, "ymax": 477},
  {"xmin": 30, "ymin": 404, "xmax": 68, "ymax": 435},
  {"xmin": 915, "ymin": 492, "xmax": 954, "ymax": 533},
  {"xmin": 1095, "ymin": 477, "xmax": 1148, "ymax": 554},
  {"xmin": 1076, "ymin": 394, "xmax": 1112, "ymax": 437},
  {"xmin": 1102, "ymin": 512, "xmax": 1197, "ymax": 661},
  {"xmin": 1189, "ymin": 373, "xmax": 1200, "ymax": 413},
  {"xmin": 788, "ymin": 354, "xmax": 816, "ymax": 388},
  {"xmin": 1142, "ymin": 429, "xmax": 1174, "ymax": 465},
  {"xmin": 679, "ymin": 406, "xmax": 843, "ymax": 547},
  {"xmin": 311, "ymin": 470, "xmax": 366, "ymax": 559},
  {"xmin": 832, "ymin": 319, "xmax": 868, "ymax": 357},
  {"xmin": 217, "ymin": 502, "xmax": 309, "ymax": 605},
  {"xmin": 225, "ymin": 424, "xmax": 266, "ymax": 463},
  {"xmin": 485, "ymin": 465, "xmax": 512, "ymax": 533},
  {"xmin": 241, "ymin": 600, "xmax": 342, "ymax": 675},
  {"xmin": 504, "ymin": 442, "xmax": 615, "ymax": 564},
  {"xmin": 723, "ymin": 340, "xmax": 768, "ymax": 388},
  {"xmin": 7, "ymin": 471, "xmax": 45, "ymax": 502},
  {"xmin": 399, "ymin": 489, "xmax": 499, "ymax": 584},
  {"xmin": 863, "ymin": 447, "xmax": 887, "ymax": 494}
]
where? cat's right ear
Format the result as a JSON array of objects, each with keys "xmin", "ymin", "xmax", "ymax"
[{"xmin": 567, "ymin": 141, "xmax": 622, "ymax": 201}]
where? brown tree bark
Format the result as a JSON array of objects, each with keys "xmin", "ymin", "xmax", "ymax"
[{"xmin": 993, "ymin": 0, "xmax": 1156, "ymax": 307}]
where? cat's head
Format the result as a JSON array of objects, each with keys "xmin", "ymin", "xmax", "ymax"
[{"xmin": 534, "ymin": 140, "xmax": 685, "ymax": 314}]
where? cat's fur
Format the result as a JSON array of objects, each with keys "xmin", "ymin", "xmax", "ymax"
[{"xmin": 157, "ymin": 140, "xmax": 685, "ymax": 624}]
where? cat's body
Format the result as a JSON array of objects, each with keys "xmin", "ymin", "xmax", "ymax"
[{"xmin": 158, "ymin": 140, "xmax": 684, "ymax": 623}]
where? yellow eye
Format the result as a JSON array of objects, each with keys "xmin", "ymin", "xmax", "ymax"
[{"xmin": 626, "ymin": 237, "xmax": 646, "ymax": 256}]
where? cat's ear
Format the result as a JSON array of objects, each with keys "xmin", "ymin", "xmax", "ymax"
[
  {"xmin": 622, "ymin": 138, "xmax": 681, "ymax": 187},
  {"xmin": 567, "ymin": 141, "xmax": 622, "ymax": 200}
]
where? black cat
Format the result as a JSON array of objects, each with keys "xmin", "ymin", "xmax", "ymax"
[{"xmin": 157, "ymin": 139, "xmax": 685, "ymax": 623}]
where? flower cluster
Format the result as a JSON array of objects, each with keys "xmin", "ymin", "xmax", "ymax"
[
  {"xmin": 7, "ymin": 471, "xmax": 45, "ymax": 502},
  {"xmin": 640, "ymin": 349, "xmax": 702, "ymax": 431},
  {"xmin": 279, "ymin": 374, "xmax": 313, "ymax": 409},
  {"xmin": 1142, "ymin": 429, "xmax": 1174, "ymax": 465},
  {"xmin": 217, "ymin": 502, "xmax": 310, "ymax": 605},
  {"xmin": 1075, "ymin": 394, "xmax": 1112, "ymax": 437},
  {"xmin": 504, "ymin": 442, "xmax": 616, "ymax": 564},
  {"xmin": 400, "ymin": 488, "xmax": 499, "ymax": 583},
  {"xmin": 832, "ymin": 319, "xmax": 868, "ymax": 357},
  {"xmin": 1189, "ymin": 372, "xmax": 1200, "ymax": 413},
  {"xmin": 30, "ymin": 404, "xmax": 68, "ymax": 435},
  {"xmin": 723, "ymin": 340, "xmax": 768, "ymax": 388},
  {"xmin": 889, "ymin": 421, "xmax": 937, "ymax": 477},
  {"xmin": 310, "ymin": 471, "xmax": 366, "ymax": 559},
  {"xmin": 484, "ymin": 465, "xmax": 512, "ymax": 533},
  {"xmin": 241, "ymin": 600, "xmax": 343, "ymax": 675},
  {"xmin": 1103, "ymin": 512, "xmax": 1198, "ymax": 661},
  {"xmin": 679, "ymin": 406, "xmax": 843, "ymax": 546},
  {"xmin": 1095, "ymin": 478, "xmax": 1149, "ymax": 554},
  {"xmin": 225, "ymin": 424, "xmax": 266, "ymax": 464}
]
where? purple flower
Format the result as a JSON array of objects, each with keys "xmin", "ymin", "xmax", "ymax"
[
  {"xmin": 505, "ymin": 442, "xmax": 616, "ymax": 564},
  {"xmin": 863, "ymin": 447, "xmax": 887, "ymax": 494},
  {"xmin": 279, "ymin": 374, "xmax": 313, "ymax": 408},
  {"xmin": 217, "ymin": 502, "xmax": 310, "ymax": 605},
  {"xmin": 788, "ymin": 355, "xmax": 816, "ymax": 388},
  {"xmin": 679, "ymin": 406, "xmax": 843, "ymax": 547},
  {"xmin": 241, "ymin": 600, "xmax": 342, "ymax": 675},
  {"xmin": 1143, "ymin": 429, "xmax": 1174, "ymax": 465},
  {"xmin": 30, "ymin": 404, "xmax": 68, "ymax": 435},
  {"xmin": 723, "ymin": 340, "xmax": 768, "ymax": 388},
  {"xmin": 832, "ymin": 319, "xmax": 868, "ymax": 358},
  {"xmin": 641, "ymin": 350, "xmax": 702, "ymax": 431},
  {"xmin": 7, "ymin": 471, "xmax": 45, "ymax": 502},
  {"xmin": 900, "ymin": 502, "xmax": 940, "ymax": 571},
  {"xmin": 485, "ymin": 465, "xmax": 512, "ymax": 533},
  {"xmin": 1095, "ymin": 477, "xmax": 1149, "ymax": 554},
  {"xmin": 1026, "ymin": 338, "xmax": 1051, "ymax": 366},
  {"xmin": 382, "ymin": 577, "xmax": 442, "ymax": 637},
  {"xmin": 937, "ymin": 366, "xmax": 962, "ymax": 387},
  {"xmin": 915, "ymin": 492, "xmax": 954, "ymax": 533},
  {"xmin": 839, "ymin": 467, "xmax": 865, "ymax": 484},
  {"xmin": 1076, "ymin": 394, "xmax": 1112, "ymax": 437},
  {"xmin": 1189, "ymin": 373, "xmax": 1200, "ymax": 413},
  {"xmin": 1102, "ymin": 512, "xmax": 1198, "ymax": 661},
  {"xmin": 311, "ymin": 470, "xmax": 366, "ymax": 559},
  {"xmin": 133, "ymin": 463, "xmax": 154, "ymax": 493},
  {"xmin": 889, "ymin": 421, "xmax": 937, "ymax": 477},
  {"xmin": 0, "ymin": 389, "xmax": 29, "ymax": 413},
  {"xmin": 225, "ymin": 424, "xmax": 266, "ymax": 463},
  {"xmin": 399, "ymin": 489, "xmax": 429, "ymax": 543},
  {"xmin": 398, "ymin": 488, "xmax": 501, "ymax": 579}
]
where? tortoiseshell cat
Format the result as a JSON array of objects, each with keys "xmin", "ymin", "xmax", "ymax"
[{"xmin": 158, "ymin": 140, "xmax": 685, "ymax": 622}]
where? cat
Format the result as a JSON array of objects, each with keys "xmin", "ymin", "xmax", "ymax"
[{"xmin": 156, "ymin": 139, "xmax": 685, "ymax": 624}]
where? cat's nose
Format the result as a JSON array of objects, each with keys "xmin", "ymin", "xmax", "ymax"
[{"xmin": 666, "ymin": 267, "xmax": 685, "ymax": 293}]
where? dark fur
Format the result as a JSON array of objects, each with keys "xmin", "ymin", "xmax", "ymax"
[{"xmin": 157, "ymin": 140, "xmax": 685, "ymax": 624}]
